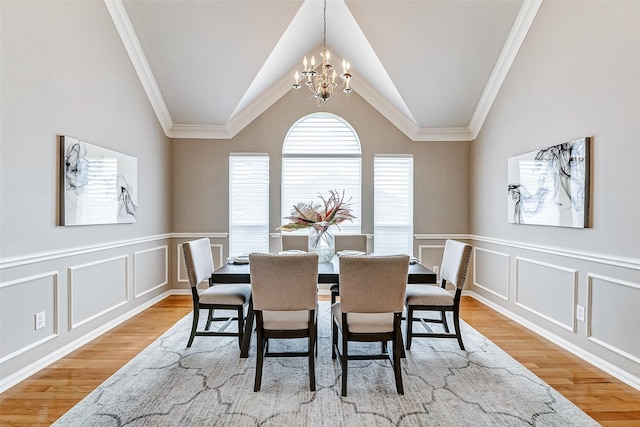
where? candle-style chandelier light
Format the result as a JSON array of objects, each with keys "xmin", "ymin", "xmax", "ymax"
[{"xmin": 292, "ymin": 0, "xmax": 352, "ymax": 104}]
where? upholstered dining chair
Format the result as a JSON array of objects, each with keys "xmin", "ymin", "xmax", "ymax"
[
  {"xmin": 404, "ymin": 239, "xmax": 472, "ymax": 350},
  {"xmin": 249, "ymin": 252, "xmax": 319, "ymax": 392},
  {"xmin": 332, "ymin": 255, "xmax": 409, "ymax": 396},
  {"xmin": 281, "ymin": 234, "xmax": 308, "ymax": 252},
  {"xmin": 331, "ymin": 234, "xmax": 367, "ymax": 304},
  {"xmin": 182, "ymin": 238, "xmax": 252, "ymax": 349}
]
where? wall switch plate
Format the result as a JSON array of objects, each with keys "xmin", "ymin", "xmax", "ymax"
[
  {"xmin": 35, "ymin": 311, "xmax": 46, "ymax": 330},
  {"xmin": 576, "ymin": 305, "xmax": 585, "ymax": 322}
]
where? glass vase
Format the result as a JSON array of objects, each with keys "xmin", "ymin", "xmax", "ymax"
[{"xmin": 308, "ymin": 224, "xmax": 335, "ymax": 263}]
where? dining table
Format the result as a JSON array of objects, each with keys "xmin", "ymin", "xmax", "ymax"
[{"xmin": 210, "ymin": 254, "xmax": 438, "ymax": 358}]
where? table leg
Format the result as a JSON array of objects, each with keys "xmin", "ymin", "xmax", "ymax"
[{"xmin": 240, "ymin": 297, "xmax": 254, "ymax": 358}]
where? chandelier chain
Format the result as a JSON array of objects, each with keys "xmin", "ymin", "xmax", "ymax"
[{"xmin": 292, "ymin": 0, "xmax": 352, "ymax": 104}]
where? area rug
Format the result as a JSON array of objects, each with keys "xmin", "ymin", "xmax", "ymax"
[{"xmin": 53, "ymin": 303, "xmax": 600, "ymax": 426}]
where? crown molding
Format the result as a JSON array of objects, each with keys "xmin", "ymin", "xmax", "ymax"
[
  {"xmin": 104, "ymin": 0, "xmax": 173, "ymax": 135},
  {"xmin": 468, "ymin": 0, "xmax": 543, "ymax": 140},
  {"xmin": 107, "ymin": 0, "xmax": 542, "ymax": 143}
]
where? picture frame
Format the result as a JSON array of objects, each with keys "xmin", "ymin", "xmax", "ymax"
[
  {"xmin": 60, "ymin": 135, "xmax": 138, "ymax": 226},
  {"xmin": 507, "ymin": 137, "xmax": 590, "ymax": 228}
]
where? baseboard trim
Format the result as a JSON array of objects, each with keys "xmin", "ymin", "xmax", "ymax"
[
  {"xmin": 466, "ymin": 290, "xmax": 640, "ymax": 392},
  {"xmin": 0, "ymin": 290, "xmax": 173, "ymax": 394}
]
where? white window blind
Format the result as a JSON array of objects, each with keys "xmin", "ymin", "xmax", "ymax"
[
  {"xmin": 229, "ymin": 154, "xmax": 269, "ymax": 256},
  {"xmin": 282, "ymin": 113, "xmax": 361, "ymax": 234},
  {"xmin": 374, "ymin": 155, "xmax": 414, "ymax": 255}
]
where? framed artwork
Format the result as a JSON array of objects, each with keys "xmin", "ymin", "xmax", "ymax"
[
  {"xmin": 507, "ymin": 137, "xmax": 590, "ymax": 228},
  {"xmin": 60, "ymin": 136, "xmax": 138, "ymax": 226}
]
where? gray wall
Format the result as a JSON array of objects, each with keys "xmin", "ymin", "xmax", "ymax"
[
  {"xmin": 469, "ymin": 1, "xmax": 640, "ymax": 384},
  {"xmin": 0, "ymin": 1, "xmax": 172, "ymax": 387},
  {"xmin": 171, "ymin": 89, "xmax": 470, "ymax": 276}
]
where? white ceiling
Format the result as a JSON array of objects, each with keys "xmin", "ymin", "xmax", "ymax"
[{"xmin": 106, "ymin": 0, "xmax": 542, "ymax": 141}]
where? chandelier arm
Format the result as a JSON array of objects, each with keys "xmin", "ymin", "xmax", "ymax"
[{"xmin": 291, "ymin": 0, "xmax": 351, "ymax": 105}]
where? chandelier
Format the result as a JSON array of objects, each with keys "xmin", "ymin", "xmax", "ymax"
[{"xmin": 292, "ymin": 0, "xmax": 352, "ymax": 104}]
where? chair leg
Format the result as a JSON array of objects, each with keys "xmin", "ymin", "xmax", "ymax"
[
  {"xmin": 309, "ymin": 323, "xmax": 316, "ymax": 391},
  {"xmin": 441, "ymin": 310, "xmax": 450, "ymax": 333},
  {"xmin": 331, "ymin": 290, "xmax": 337, "ymax": 305},
  {"xmin": 254, "ymin": 329, "xmax": 264, "ymax": 392},
  {"xmin": 187, "ymin": 308, "xmax": 199, "ymax": 348},
  {"xmin": 341, "ymin": 331, "xmax": 348, "ymax": 397},
  {"xmin": 205, "ymin": 308, "xmax": 214, "ymax": 331},
  {"xmin": 332, "ymin": 317, "xmax": 338, "ymax": 360},
  {"xmin": 405, "ymin": 305, "xmax": 413, "ymax": 350},
  {"xmin": 453, "ymin": 307, "xmax": 465, "ymax": 351},
  {"xmin": 393, "ymin": 324, "xmax": 404, "ymax": 395},
  {"xmin": 236, "ymin": 306, "xmax": 244, "ymax": 349}
]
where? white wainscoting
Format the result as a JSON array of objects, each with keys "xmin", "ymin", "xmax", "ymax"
[
  {"xmin": 587, "ymin": 273, "xmax": 640, "ymax": 364},
  {"xmin": 473, "ymin": 247, "xmax": 509, "ymax": 301},
  {"xmin": 176, "ymin": 242, "xmax": 224, "ymax": 285},
  {"xmin": 515, "ymin": 257, "xmax": 577, "ymax": 332},
  {"xmin": 0, "ymin": 271, "xmax": 59, "ymax": 363},
  {"xmin": 133, "ymin": 245, "xmax": 168, "ymax": 299},
  {"xmin": 68, "ymin": 255, "xmax": 129, "ymax": 330},
  {"xmin": 417, "ymin": 244, "xmax": 445, "ymax": 281}
]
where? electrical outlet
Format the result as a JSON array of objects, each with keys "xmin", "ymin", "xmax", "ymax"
[
  {"xmin": 576, "ymin": 305, "xmax": 585, "ymax": 322},
  {"xmin": 433, "ymin": 266, "xmax": 439, "ymax": 275},
  {"xmin": 35, "ymin": 311, "xmax": 45, "ymax": 330}
]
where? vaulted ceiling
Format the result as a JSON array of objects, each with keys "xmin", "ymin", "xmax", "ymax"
[{"xmin": 106, "ymin": 0, "xmax": 542, "ymax": 141}]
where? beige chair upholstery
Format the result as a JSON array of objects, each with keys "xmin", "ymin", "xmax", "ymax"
[
  {"xmin": 335, "ymin": 234, "xmax": 367, "ymax": 253},
  {"xmin": 405, "ymin": 239, "xmax": 472, "ymax": 350},
  {"xmin": 331, "ymin": 255, "xmax": 409, "ymax": 396},
  {"xmin": 182, "ymin": 238, "xmax": 252, "ymax": 349},
  {"xmin": 249, "ymin": 252, "xmax": 319, "ymax": 392},
  {"xmin": 331, "ymin": 234, "xmax": 367, "ymax": 304},
  {"xmin": 281, "ymin": 234, "xmax": 308, "ymax": 252}
]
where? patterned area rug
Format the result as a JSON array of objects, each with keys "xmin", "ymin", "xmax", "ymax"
[{"xmin": 53, "ymin": 303, "xmax": 600, "ymax": 426}]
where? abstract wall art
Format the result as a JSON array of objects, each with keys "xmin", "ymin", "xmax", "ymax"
[
  {"xmin": 507, "ymin": 137, "xmax": 590, "ymax": 228},
  {"xmin": 60, "ymin": 136, "xmax": 138, "ymax": 226}
]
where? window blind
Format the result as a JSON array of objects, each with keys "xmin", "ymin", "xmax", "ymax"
[
  {"xmin": 282, "ymin": 113, "xmax": 361, "ymax": 234},
  {"xmin": 374, "ymin": 155, "xmax": 414, "ymax": 255},
  {"xmin": 229, "ymin": 154, "xmax": 269, "ymax": 256}
]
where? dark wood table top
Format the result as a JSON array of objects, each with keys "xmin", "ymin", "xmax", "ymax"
[{"xmin": 211, "ymin": 254, "xmax": 437, "ymax": 284}]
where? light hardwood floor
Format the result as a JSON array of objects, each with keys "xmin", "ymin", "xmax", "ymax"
[{"xmin": 1, "ymin": 295, "xmax": 639, "ymax": 426}]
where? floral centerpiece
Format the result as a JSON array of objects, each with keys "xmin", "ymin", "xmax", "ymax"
[{"xmin": 278, "ymin": 190, "xmax": 355, "ymax": 262}]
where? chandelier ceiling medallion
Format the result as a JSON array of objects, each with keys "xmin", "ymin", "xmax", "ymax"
[{"xmin": 292, "ymin": 0, "xmax": 352, "ymax": 104}]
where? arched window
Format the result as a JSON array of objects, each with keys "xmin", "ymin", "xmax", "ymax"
[{"xmin": 281, "ymin": 113, "xmax": 361, "ymax": 234}]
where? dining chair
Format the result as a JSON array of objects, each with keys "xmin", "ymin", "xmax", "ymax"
[
  {"xmin": 404, "ymin": 239, "xmax": 472, "ymax": 350},
  {"xmin": 281, "ymin": 234, "xmax": 308, "ymax": 252},
  {"xmin": 182, "ymin": 238, "xmax": 252, "ymax": 349},
  {"xmin": 249, "ymin": 252, "xmax": 319, "ymax": 392},
  {"xmin": 332, "ymin": 254, "xmax": 409, "ymax": 396},
  {"xmin": 331, "ymin": 234, "xmax": 367, "ymax": 304}
]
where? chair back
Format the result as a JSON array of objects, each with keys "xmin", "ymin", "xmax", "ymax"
[
  {"xmin": 440, "ymin": 240, "xmax": 472, "ymax": 290},
  {"xmin": 249, "ymin": 253, "xmax": 318, "ymax": 311},
  {"xmin": 339, "ymin": 255, "xmax": 409, "ymax": 313},
  {"xmin": 281, "ymin": 234, "xmax": 308, "ymax": 252},
  {"xmin": 182, "ymin": 238, "xmax": 215, "ymax": 288},
  {"xmin": 335, "ymin": 234, "xmax": 367, "ymax": 253}
]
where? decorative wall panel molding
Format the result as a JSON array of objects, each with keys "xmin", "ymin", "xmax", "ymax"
[
  {"xmin": 69, "ymin": 255, "xmax": 129, "ymax": 329},
  {"xmin": 473, "ymin": 247, "xmax": 510, "ymax": 301},
  {"xmin": 0, "ymin": 271, "xmax": 59, "ymax": 363},
  {"xmin": 0, "ymin": 233, "xmax": 171, "ymax": 269},
  {"xmin": 515, "ymin": 257, "xmax": 577, "ymax": 332},
  {"xmin": 176, "ymin": 243, "xmax": 224, "ymax": 284},
  {"xmin": 469, "ymin": 235, "xmax": 639, "ymax": 271},
  {"xmin": 587, "ymin": 273, "xmax": 640, "ymax": 364},
  {"xmin": 133, "ymin": 245, "xmax": 168, "ymax": 298},
  {"xmin": 418, "ymin": 244, "xmax": 445, "ymax": 282}
]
